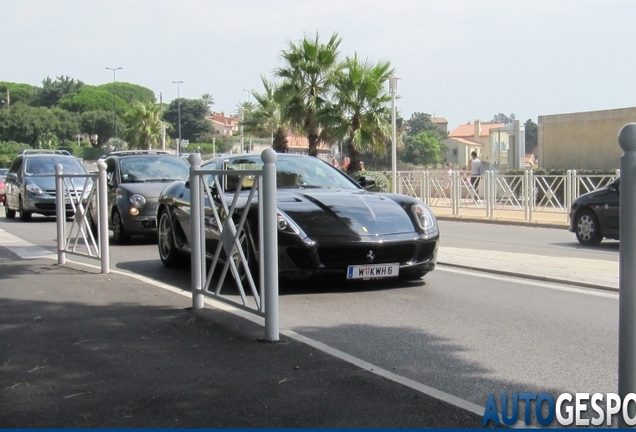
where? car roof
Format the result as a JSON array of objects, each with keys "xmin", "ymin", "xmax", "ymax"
[{"xmin": 106, "ymin": 150, "xmax": 170, "ymax": 157}]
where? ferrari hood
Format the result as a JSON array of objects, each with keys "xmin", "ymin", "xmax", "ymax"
[{"xmin": 277, "ymin": 189, "xmax": 416, "ymax": 237}]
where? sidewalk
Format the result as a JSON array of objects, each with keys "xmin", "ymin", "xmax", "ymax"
[
  {"xmin": 431, "ymin": 205, "xmax": 570, "ymax": 229},
  {"xmin": 0, "ymin": 247, "xmax": 484, "ymax": 428}
]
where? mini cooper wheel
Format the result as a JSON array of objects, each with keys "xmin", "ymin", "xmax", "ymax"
[
  {"xmin": 157, "ymin": 210, "xmax": 182, "ymax": 267},
  {"xmin": 574, "ymin": 209, "xmax": 602, "ymax": 246},
  {"xmin": 111, "ymin": 210, "xmax": 130, "ymax": 244}
]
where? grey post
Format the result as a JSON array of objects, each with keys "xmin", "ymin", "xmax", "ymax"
[
  {"xmin": 619, "ymin": 123, "xmax": 636, "ymax": 426},
  {"xmin": 189, "ymin": 153, "xmax": 205, "ymax": 310},
  {"xmin": 261, "ymin": 148, "xmax": 279, "ymax": 341},
  {"xmin": 55, "ymin": 163, "xmax": 65, "ymax": 265},
  {"xmin": 97, "ymin": 161, "xmax": 110, "ymax": 274}
]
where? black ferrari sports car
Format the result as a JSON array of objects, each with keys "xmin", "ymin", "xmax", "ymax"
[{"xmin": 156, "ymin": 153, "xmax": 439, "ymax": 282}]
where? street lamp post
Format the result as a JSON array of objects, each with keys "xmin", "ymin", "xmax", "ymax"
[
  {"xmin": 389, "ymin": 75, "xmax": 399, "ymax": 193},
  {"xmin": 105, "ymin": 67, "xmax": 123, "ymax": 138},
  {"xmin": 243, "ymin": 88, "xmax": 255, "ymax": 152},
  {"xmin": 173, "ymin": 81, "xmax": 183, "ymax": 155}
]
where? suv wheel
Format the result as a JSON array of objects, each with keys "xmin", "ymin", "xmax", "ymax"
[
  {"xmin": 5, "ymin": 202, "xmax": 15, "ymax": 219},
  {"xmin": 19, "ymin": 197, "xmax": 32, "ymax": 222},
  {"xmin": 111, "ymin": 210, "xmax": 130, "ymax": 244}
]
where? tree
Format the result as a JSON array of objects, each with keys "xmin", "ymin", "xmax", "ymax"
[
  {"xmin": 201, "ymin": 93, "xmax": 215, "ymax": 113},
  {"xmin": 122, "ymin": 102, "xmax": 165, "ymax": 150},
  {"xmin": 525, "ymin": 118, "xmax": 538, "ymax": 153},
  {"xmin": 242, "ymin": 77, "xmax": 290, "ymax": 153},
  {"xmin": 97, "ymin": 82, "xmax": 156, "ymax": 105},
  {"xmin": 402, "ymin": 130, "xmax": 444, "ymax": 166},
  {"xmin": 323, "ymin": 55, "xmax": 393, "ymax": 173},
  {"xmin": 80, "ymin": 110, "xmax": 120, "ymax": 147},
  {"xmin": 0, "ymin": 82, "xmax": 36, "ymax": 107},
  {"xmin": 32, "ymin": 75, "xmax": 84, "ymax": 108},
  {"xmin": 58, "ymin": 86, "xmax": 129, "ymax": 114},
  {"xmin": 0, "ymin": 104, "xmax": 78, "ymax": 146},
  {"xmin": 491, "ymin": 113, "xmax": 516, "ymax": 124},
  {"xmin": 276, "ymin": 32, "xmax": 342, "ymax": 157},
  {"xmin": 405, "ymin": 112, "xmax": 437, "ymax": 137},
  {"xmin": 163, "ymin": 98, "xmax": 215, "ymax": 142}
]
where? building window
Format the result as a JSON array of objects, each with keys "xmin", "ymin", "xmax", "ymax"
[{"xmin": 453, "ymin": 149, "xmax": 458, "ymax": 156}]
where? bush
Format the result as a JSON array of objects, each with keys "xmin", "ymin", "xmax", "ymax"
[
  {"xmin": 350, "ymin": 170, "xmax": 389, "ymax": 193},
  {"xmin": 82, "ymin": 147, "xmax": 107, "ymax": 160}
]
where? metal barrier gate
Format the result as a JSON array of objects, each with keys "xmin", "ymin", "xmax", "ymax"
[
  {"xmin": 189, "ymin": 150, "xmax": 279, "ymax": 342},
  {"xmin": 55, "ymin": 161, "xmax": 109, "ymax": 273}
]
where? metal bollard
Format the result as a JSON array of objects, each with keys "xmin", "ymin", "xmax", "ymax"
[
  {"xmin": 97, "ymin": 161, "xmax": 109, "ymax": 274},
  {"xmin": 55, "ymin": 164, "xmax": 65, "ymax": 265},
  {"xmin": 189, "ymin": 153, "xmax": 205, "ymax": 310},
  {"xmin": 618, "ymin": 123, "xmax": 636, "ymax": 426},
  {"xmin": 261, "ymin": 148, "xmax": 279, "ymax": 342}
]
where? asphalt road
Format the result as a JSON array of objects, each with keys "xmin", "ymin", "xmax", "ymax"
[{"xmin": 0, "ymin": 214, "xmax": 619, "ymax": 412}]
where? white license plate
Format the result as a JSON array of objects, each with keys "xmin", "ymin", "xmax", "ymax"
[{"xmin": 347, "ymin": 263, "xmax": 399, "ymax": 280}]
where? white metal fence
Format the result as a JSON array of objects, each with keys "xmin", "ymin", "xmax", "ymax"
[
  {"xmin": 189, "ymin": 150, "xmax": 279, "ymax": 342},
  {"xmin": 393, "ymin": 169, "xmax": 620, "ymax": 221},
  {"xmin": 55, "ymin": 161, "xmax": 109, "ymax": 273}
]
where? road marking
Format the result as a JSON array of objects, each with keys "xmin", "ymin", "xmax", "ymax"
[
  {"xmin": 438, "ymin": 266, "xmax": 618, "ymax": 299},
  {"xmin": 0, "ymin": 229, "xmax": 56, "ymax": 259}
]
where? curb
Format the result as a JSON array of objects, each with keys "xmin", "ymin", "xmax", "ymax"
[
  {"xmin": 438, "ymin": 261, "xmax": 618, "ymax": 293},
  {"xmin": 435, "ymin": 215, "xmax": 570, "ymax": 230}
]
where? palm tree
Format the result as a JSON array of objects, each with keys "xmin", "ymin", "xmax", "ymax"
[
  {"xmin": 242, "ymin": 76, "xmax": 290, "ymax": 153},
  {"xmin": 201, "ymin": 93, "xmax": 214, "ymax": 113},
  {"xmin": 275, "ymin": 32, "xmax": 341, "ymax": 157},
  {"xmin": 122, "ymin": 102, "xmax": 166, "ymax": 150},
  {"xmin": 324, "ymin": 55, "xmax": 393, "ymax": 173}
]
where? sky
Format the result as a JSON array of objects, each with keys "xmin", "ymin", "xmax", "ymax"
[{"xmin": 2, "ymin": 0, "xmax": 635, "ymax": 132}]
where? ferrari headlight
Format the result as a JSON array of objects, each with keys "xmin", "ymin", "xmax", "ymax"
[
  {"xmin": 277, "ymin": 211, "xmax": 301, "ymax": 235},
  {"xmin": 411, "ymin": 204, "xmax": 437, "ymax": 233},
  {"xmin": 129, "ymin": 194, "xmax": 147, "ymax": 207},
  {"xmin": 26, "ymin": 183, "xmax": 44, "ymax": 196}
]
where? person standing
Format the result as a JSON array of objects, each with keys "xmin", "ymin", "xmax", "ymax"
[{"xmin": 468, "ymin": 151, "xmax": 483, "ymax": 190}]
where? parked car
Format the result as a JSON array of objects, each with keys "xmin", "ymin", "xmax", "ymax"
[
  {"xmin": 87, "ymin": 150, "xmax": 190, "ymax": 243},
  {"xmin": 0, "ymin": 175, "xmax": 5, "ymax": 206},
  {"xmin": 156, "ymin": 153, "xmax": 439, "ymax": 282},
  {"xmin": 4, "ymin": 150, "xmax": 91, "ymax": 221},
  {"xmin": 569, "ymin": 177, "xmax": 619, "ymax": 246}
]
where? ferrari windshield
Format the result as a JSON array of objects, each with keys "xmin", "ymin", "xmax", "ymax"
[{"xmin": 219, "ymin": 156, "xmax": 361, "ymax": 190}]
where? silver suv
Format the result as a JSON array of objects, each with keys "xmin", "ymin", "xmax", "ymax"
[{"xmin": 4, "ymin": 149, "xmax": 90, "ymax": 221}]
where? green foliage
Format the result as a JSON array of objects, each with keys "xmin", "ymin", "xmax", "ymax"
[
  {"xmin": 122, "ymin": 102, "xmax": 165, "ymax": 149},
  {"xmin": 0, "ymin": 140, "xmax": 31, "ymax": 154},
  {"xmin": 82, "ymin": 146, "xmax": 107, "ymax": 160},
  {"xmin": 0, "ymin": 82, "xmax": 36, "ymax": 106},
  {"xmin": 491, "ymin": 113, "xmax": 516, "ymax": 124},
  {"xmin": 97, "ymin": 82, "xmax": 156, "ymax": 105},
  {"xmin": 164, "ymin": 98, "xmax": 215, "ymax": 141},
  {"xmin": 58, "ymin": 86, "xmax": 129, "ymax": 114},
  {"xmin": 402, "ymin": 131, "xmax": 443, "ymax": 166},
  {"xmin": 405, "ymin": 112, "xmax": 439, "ymax": 137},
  {"xmin": 242, "ymin": 77, "xmax": 290, "ymax": 153},
  {"xmin": 33, "ymin": 75, "xmax": 84, "ymax": 107},
  {"xmin": 80, "ymin": 110, "xmax": 121, "ymax": 146},
  {"xmin": 276, "ymin": 32, "xmax": 342, "ymax": 156},
  {"xmin": 524, "ymin": 118, "xmax": 538, "ymax": 153},
  {"xmin": 0, "ymin": 104, "xmax": 79, "ymax": 145},
  {"xmin": 349, "ymin": 170, "xmax": 389, "ymax": 192}
]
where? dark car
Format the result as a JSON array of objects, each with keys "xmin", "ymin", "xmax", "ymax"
[
  {"xmin": 4, "ymin": 150, "xmax": 91, "ymax": 221},
  {"xmin": 569, "ymin": 177, "xmax": 619, "ymax": 246},
  {"xmin": 87, "ymin": 150, "xmax": 190, "ymax": 243},
  {"xmin": 156, "ymin": 153, "xmax": 439, "ymax": 282}
]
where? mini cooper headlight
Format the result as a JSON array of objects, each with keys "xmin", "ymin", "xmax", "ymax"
[
  {"xmin": 129, "ymin": 194, "xmax": 147, "ymax": 207},
  {"xmin": 26, "ymin": 183, "xmax": 45, "ymax": 196},
  {"xmin": 411, "ymin": 204, "xmax": 437, "ymax": 233}
]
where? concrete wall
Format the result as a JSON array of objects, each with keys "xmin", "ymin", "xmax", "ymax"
[{"xmin": 538, "ymin": 107, "xmax": 636, "ymax": 169}]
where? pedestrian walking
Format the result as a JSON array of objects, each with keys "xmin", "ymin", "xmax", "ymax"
[{"xmin": 468, "ymin": 151, "xmax": 483, "ymax": 190}]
